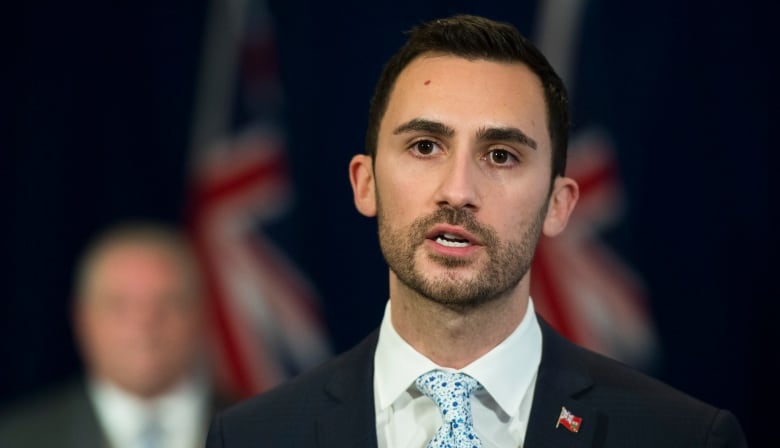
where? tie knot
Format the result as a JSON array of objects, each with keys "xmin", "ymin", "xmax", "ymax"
[
  {"xmin": 415, "ymin": 370, "xmax": 483, "ymax": 447},
  {"xmin": 415, "ymin": 370, "xmax": 481, "ymax": 422}
]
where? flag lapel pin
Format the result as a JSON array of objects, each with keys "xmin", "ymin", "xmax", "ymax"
[{"xmin": 556, "ymin": 406, "xmax": 583, "ymax": 433}]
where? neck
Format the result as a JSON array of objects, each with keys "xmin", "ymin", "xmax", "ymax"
[{"xmin": 389, "ymin": 273, "xmax": 530, "ymax": 369}]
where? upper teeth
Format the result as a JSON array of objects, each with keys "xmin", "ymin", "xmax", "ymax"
[{"xmin": 436, "ymin": 234, "xmax": 470, "ymax": 247}]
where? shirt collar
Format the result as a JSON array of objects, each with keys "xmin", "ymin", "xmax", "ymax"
[
  {"xmin": 374, "ymin": 301, "xmax": 440, "ymax": 411},
  {"xmin": 373, "ymin": 298, "xmax": 542, "ymax": 417},
  {"xmin": 460, "ymin": 298, "xmax": 542, "ymax": 417},
  {"xmin": 87, "ymin": 372, "xmax": 211, "ymax": 446}
]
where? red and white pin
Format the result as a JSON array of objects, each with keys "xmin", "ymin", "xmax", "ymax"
[{"xmin": 556, "ymin": 406, "xmax": 583, "ymax": 433}]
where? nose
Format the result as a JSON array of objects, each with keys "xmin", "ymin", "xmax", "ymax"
[{"xmin": 433, "ymin": 151, "xmax": 481, "ymax": 211}]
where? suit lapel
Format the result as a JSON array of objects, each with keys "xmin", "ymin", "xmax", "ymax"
[
  {"xmin": 524, "ymin": 319, "xmax": 603, "ymax": 448},
  {"xmin": 64, "ymin": 381, "xmax": 112, "ymax": 448},
  {"xmin": 316, "ymin": 331, "xmax": 379, "ymax": 448},
  {"xmin": 308, "ymin": 318, "xmax": 608, "ymax": 448}
]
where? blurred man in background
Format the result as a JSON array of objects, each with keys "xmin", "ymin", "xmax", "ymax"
[{"xmin": 0, "ymin": 222, "xmax": 229, "ymax": 448}]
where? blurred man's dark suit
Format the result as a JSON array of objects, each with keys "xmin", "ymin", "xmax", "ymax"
[
  {"xmin": 0, "ymin": 380, "xmax": 109, "ymax": 447},
  {"xmin": 206, "ymin": 318, "xmax": 747, "ymax": 448},
  {"xmin": 0, "ymin": 379, "xmax": 231, "ymax": 448}
]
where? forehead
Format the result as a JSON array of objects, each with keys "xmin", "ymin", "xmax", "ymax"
[
  {"xmin": 98, "ymin": 242, "xmax": 178, "ymax": 268},
  {"xmin": 381, "ymin": 54, "xmax": 550, "ymax": 148},
  {"xmin": 85, "ymin": 242, "xmax": 187, "ymax": 293}
]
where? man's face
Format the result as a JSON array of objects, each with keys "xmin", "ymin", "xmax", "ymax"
[
  {"xmin": 76, "ymin": 243, "xmax": 205, "ymax": 398},
  {"xmin": 353, "ymin": 55, "xmax": 572, "ymax": 307}
]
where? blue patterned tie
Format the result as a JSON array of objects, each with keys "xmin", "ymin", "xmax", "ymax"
[
  {"xmin": 138, "ymin": 417, "xmax": 163, "ymax": 448},
  {"xmin": 415, "ymin": 370, "xmax": 483, "ymax": 448}
]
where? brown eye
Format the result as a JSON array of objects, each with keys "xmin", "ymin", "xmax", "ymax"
[
  {"xmin": 415, "ymin": 140, "xmax": 435, "ymax": 155},
  {"xmin": 490, "ymin": 149, "xmax": 510, "ymax": 164}
]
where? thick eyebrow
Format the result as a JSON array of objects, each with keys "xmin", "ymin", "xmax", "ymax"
[
  {"xmin": 476, "ymin": 126, "xmax": 537, "ymax": 150},
  {"xmin": 392, "ymin": 118, "xmax": 455, "ymax": 138}
]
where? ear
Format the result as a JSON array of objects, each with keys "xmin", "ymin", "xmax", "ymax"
[
  {"xmin": 349, "ymin": 154, "xmax": 377, "ymax": 217},
  {"xmin": 542, "ymin": 176, "xmax": 579, "ymax": 237}
]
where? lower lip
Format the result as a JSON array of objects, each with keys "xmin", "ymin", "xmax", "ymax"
[{"xmin": 424, "ymin": 239, "xmax": 481, "ymax": 257}]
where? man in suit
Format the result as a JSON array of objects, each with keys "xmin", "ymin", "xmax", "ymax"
[
  {"xmin": 206, "ymin": 14, "xmax": 747, "ymax": 447},
  {"xmin": 0, "ymin": 222, "xmax": 230, "ymax": 448}
]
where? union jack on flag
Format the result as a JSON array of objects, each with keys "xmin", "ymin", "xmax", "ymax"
[
  {"xmin": 186, "ymin": 0, "xmax": 330, "ymax": 399},
  {"xmin": 531, "ymin": 131, "xmax": 658, "ymax": 367},
  {"xmin": 531, "ymin": 0, "xmax": 659, "ymax": 369}
]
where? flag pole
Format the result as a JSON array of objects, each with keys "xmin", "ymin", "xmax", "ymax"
[{"xmin": 188, "ymin": 0, "xmax": 249, "ymax": 167}]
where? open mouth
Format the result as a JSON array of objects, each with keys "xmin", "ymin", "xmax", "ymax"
[
  {"xmin": 426, "ymin": 224, "xmax": 480, "ymax": 251},
  {"xmin": 434, "ymin": 232, "xmax": 471, "ymax": 248}
]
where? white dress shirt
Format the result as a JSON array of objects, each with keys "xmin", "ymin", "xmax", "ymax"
[
  {"xmin": 87, "ymin": 374, "xmax": 211, "ymax": 448},
  {"xmin": 374, "ymin": 298, "xmax": 542, "ymax": 448}
]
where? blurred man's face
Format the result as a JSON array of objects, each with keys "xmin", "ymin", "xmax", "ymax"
[{"xmin": 76, "ymin": 242, "xmax": 205, "ymax": 398}]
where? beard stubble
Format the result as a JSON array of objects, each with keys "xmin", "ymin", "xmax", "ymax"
[{"xmin": 377, "ymin": 201, "xmax": 547, "ymax": 310}]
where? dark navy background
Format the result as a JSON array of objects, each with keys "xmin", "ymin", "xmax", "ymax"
[{"xmin": 3, "ymin": 0, "xmax": 773, "ymax": 444}]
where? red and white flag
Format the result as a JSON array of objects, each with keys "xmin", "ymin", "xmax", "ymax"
[
  {"xmin": 532, "ymin": 1, "xmax": 659, "ymax": 367},
  {"xmin": 557, "ymin": 406, "xmax": 583, "ymax": 433},
  {"xmin": 186, "ymin": 0, "xmax": 330, "ymax": 399},
  {"xmin": 531, "ymin": 132, "xmax": 658, "ymax": 366}
]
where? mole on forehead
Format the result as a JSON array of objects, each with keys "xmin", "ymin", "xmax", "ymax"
[{"xmin": 424, "ymin": 80, "xmax": 431, "ymax": 85}]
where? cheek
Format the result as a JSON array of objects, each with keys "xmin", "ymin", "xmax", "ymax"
[
  {"xmin": 166, "ymin": 318, "xmax": 198, "ymax": 342},
  {"xmin": 498, "ymin": 189, "xmax": 550, "ymax": 231},
  {"xmin": 158, "ymin": 310, "xmax": 202, "ymax": 340},
  {"xmin": 81, "ymin": 316, "xmax": 123, "ymax": 362},
  {"xmin": 375, "ymin": 175, "xmax": 424, "ymax": 221}
]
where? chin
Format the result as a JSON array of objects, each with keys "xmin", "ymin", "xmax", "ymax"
[
  {"xmin": 124, "ymin": 379, "xmax": 175, "ymax": 399},
  {"xmin": 116, "ymin": 368, "xmax": 179, "ymax": 398}
]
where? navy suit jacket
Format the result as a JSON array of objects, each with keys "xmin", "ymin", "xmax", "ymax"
[
  {"xmin": 0, "ymin": 378, "xmax": 231, "ymax": 448},
  {"xmin": 206, "ymin": 318, "xmax": 747, "ymax": 447},
  {"xmin": 0, "ymin": 380, "xmax": 110, "ymax": 448}
]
